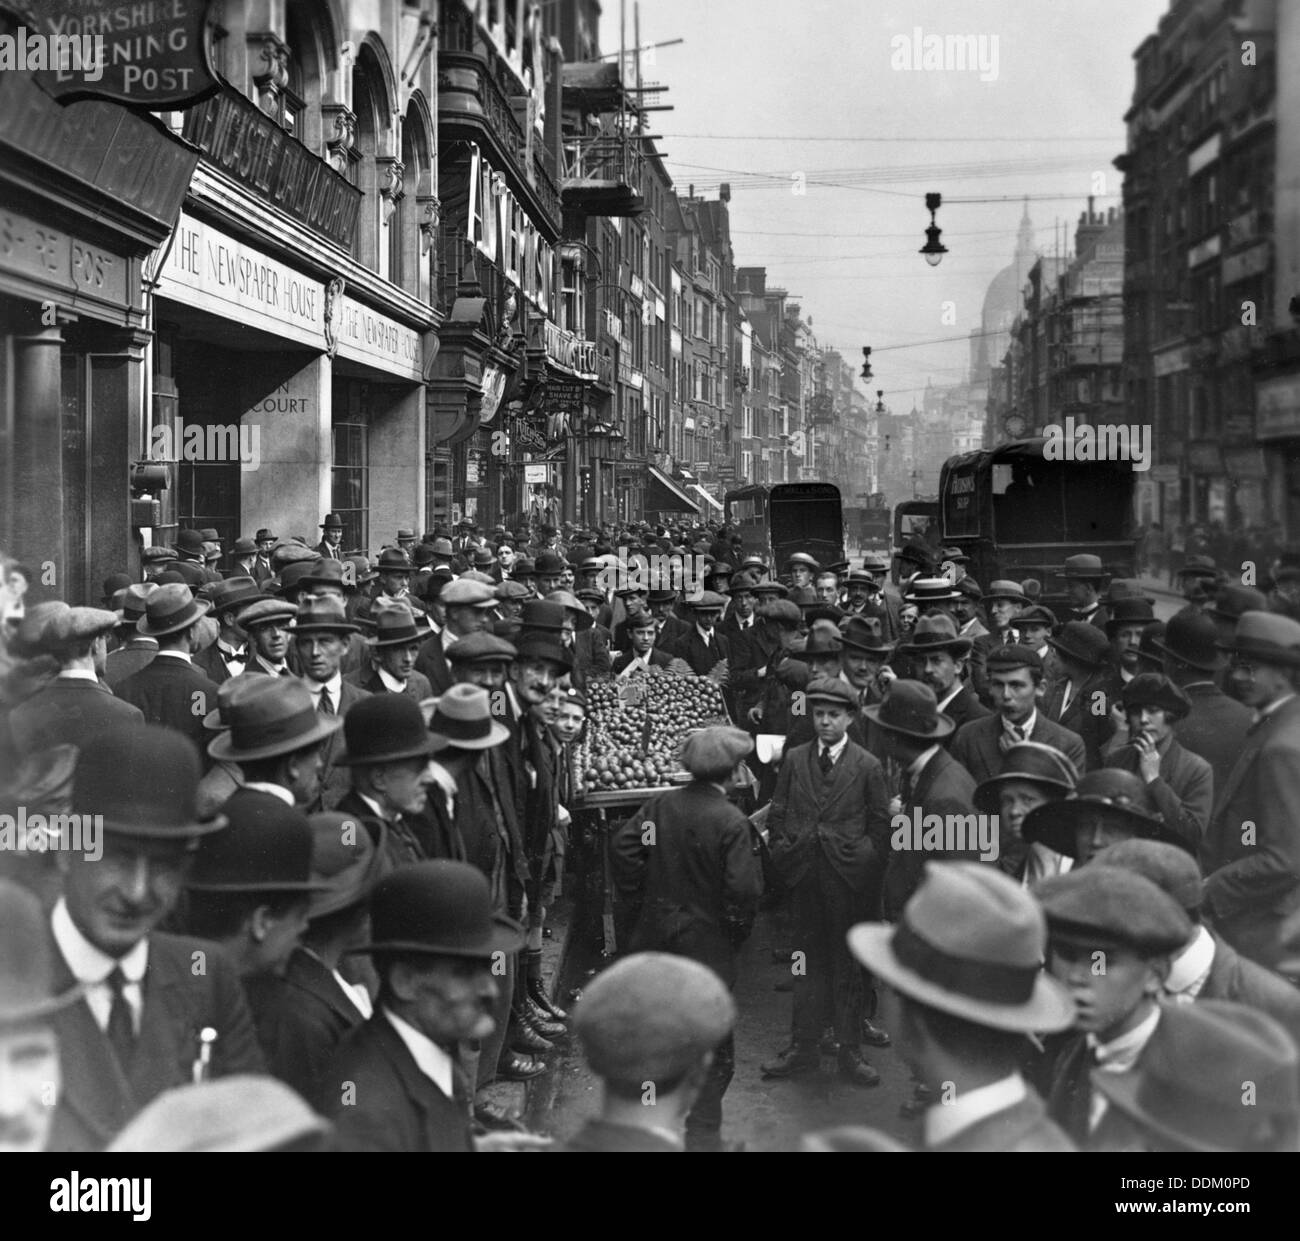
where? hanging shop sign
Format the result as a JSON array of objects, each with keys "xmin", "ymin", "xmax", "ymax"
[{"xmin": 467, "ymin": 144, "xmax": 554, "ymax": 316}]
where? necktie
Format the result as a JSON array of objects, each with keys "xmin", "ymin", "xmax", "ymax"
[
  {"xmin": 319, "ymin": 687, "xmax": 334, "ymax": 715},
  {"xmin": 819, "ymin": 745, "xmax": 833, "ymax": 776},
  {"xmin": 1000, "ymin": 721, "xmax": 1027, "ymax": 753},
  {"xmin": 106, "ymin": 967, "xmax": 135, "ymax": 1070}
]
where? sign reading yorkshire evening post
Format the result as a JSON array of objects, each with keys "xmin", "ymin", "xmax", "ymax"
[{"xmin": 19, "ymin": 0, "xmax": 219, "ymax": 109}]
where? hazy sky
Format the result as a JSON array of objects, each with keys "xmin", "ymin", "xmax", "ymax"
[{"xmin": 599, "ymin": 0, "xmax": 1170, "ymax": 407}]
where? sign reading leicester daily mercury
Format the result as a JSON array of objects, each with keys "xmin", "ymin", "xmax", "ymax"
[{"xmin": 19, "ymin": 0, "xmax": 220, "ymax": 109}]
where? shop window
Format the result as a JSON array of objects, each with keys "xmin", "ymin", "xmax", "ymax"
[{"xmin": 332, "ymin": 382, "xmax": 370, "ymax": 553}]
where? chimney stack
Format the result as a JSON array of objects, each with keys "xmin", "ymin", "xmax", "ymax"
[{"xmin": 719, "ymin": 183, "xmax": 731, "ymax": 202}]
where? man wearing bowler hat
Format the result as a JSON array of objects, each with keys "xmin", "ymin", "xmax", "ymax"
[
  {"xmin": 316, "ymin": 512, "xmax": 345, "ymax": 561},
  {"xmin": 1060, "ymin": 553, "xmax": 1110, "ymax": 630},
  {"xmin": 612, "ymin": 727, "xmax": 762, "ymax": 1149},
  {"xmin": 562, "ymin": 954, "xmax": 738, "ymax": 1153},
  {"xmin": 325, "ymin": 860, "xmax": 525, "ymax": 1152},
  {"xmin": 1042, "ymin": 620, "xmax": 1117, "ymax": 770},
  {"xmin": 0, "ymin": 879, "xmax": 85, "ymax": 1152},
  {"xmin": 7, "ymin": 603, "xmax": 143, "ymax": 756},
  {"xmin": 1200, "ymin": 611, "xmax": 1300, "ymax": 974},
  {"xmin": 114, "ymin": 584, "xmax": 219, "ymax": 755},
  {"xmin": 763, "ymin": 680, "xmax": 891, "ymax": 1089},
  {"xmin": 814, "ymin": 863, "xmax": 1077, "ymax": 1151},
  {"xmin": 349, "ymin": 602, "xmax": 434, "ymax": 703},
  {"xmin": 46, "ymin": 726, "xmax": 264, "ymax": 1151}
]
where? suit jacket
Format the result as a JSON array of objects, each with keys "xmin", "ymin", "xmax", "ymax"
[
  {"xmin": 939, "ymin": 681, "xmax": 991, "ymax": 737},
  {"xmin": 767, "ymin": 739, "xmax": 890, "ymax": 893},
  {"xmin": 611, "ymin": 781, "xmax": 763, "ymax": 988},
  {"xmin": 345, "ymin": 666, "xmax": 433, "ymax": 703},
  {"xmin": 883, "ymin": 746, "xmax": 980, "ymax": 920},
  {"xmin": 663, "ymin": 626, "xmax": 731, "ymax": 677},
  {"xmin": 1104, "ymin": 735, "xmax": 1213, "ymax": 853},
  {"xmin": 570, "ymin": 625, "xmax": 611, "ymax": 690},
  {"xmin": 949, "ymin": 712, "xmax": 1087, "ymax": 786},
  {"xmin": 408, "ymin": 782, "xmax": 468, "ymax": 862},
  {"xmin": 1040, "ymin": 1028, "xmax": 1151, "ymax": 1151},
  {"xmin": 1043, "ymin": 671, "xmax": 1115, "ymax": 770},
  {"xmin": 1200, "ymin": 929, "xmax": 1300, "ymax": 1047},
  {"xmin": 558, "ymin": 1120, "xmax": 681, "ymax": 1153},
  {"xmin": 312, "ymin": 677, "xmax": 371, "ymax": 810},
  {"xmin": 251, "ymin": 556, "xmax": 275, "ymax": 585},
  {"xmin": 315, "ymin": 540, "xmax": 342, "ymax": 561},
  {"xmin": 7, "ymin": 677, "xmax": 143, "ymax": 756},
  {"xmin": 48, "ymin": 930, "xmax": 265, "ymax": 1152},
  {"xmin": 413, "ymin": 633, "xmax": 454, "ymax": 695},
  {"xmin": 1201, "ymin": 695, "xmax": 1300, "ymax": 971},
  {"xmin": 333, "ymin": 788, "xmax": 429, "ymax": 871},
  {"xmin": 114, "ymin": 654, "xmax": 219, "ymax": 755},
  {"xmin": 326, "ymin": 1012, "xmax": 473, "ymax": 1152},
  {"xmin": 103, "ymin": 638, "xmax": 157, "ymax": 687},
  {"xmin": 244, "ymin": 948, "xmax": 366, "ymax": 1113},
  {"xmin": 193, "ymin": 641, "xmax": 244, "ymax": 685},
  {"xmin": 1174, "ymin": 681, "xmax": 1253, "ymax": 798},
  {"xmin": 611, "ymin": 648, "xmax": 673, "ymax": 676}
]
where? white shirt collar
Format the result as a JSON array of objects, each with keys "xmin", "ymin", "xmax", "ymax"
[
  {"xmin": 376, "ymin": 665, "xmax": 408, "ymax": 694},
  {"xmin": 936, "ymin": 683, "xmax": 962, "ymax": 712},
  {"xmin": 908, "ymin": 743, "xmax": 941, "ymax": 777},
  {"xmin": 1258, "ymin": 692, "xmax": 1297, "ymax": 720},
  {"xmin": 56, "ymin": 668, "xmax": 100, "ymax": 683},
  {"xmin": 1001, "ymin": 708, "xmax": 1038, "ymax": 738},
  {"xmin": 51, "ymin": 897, "xmax": 149, "ymax": 1033},
  {"xmin": 925, "ymin": 1072, "xmax": 1027, "ymax": 1147},
  {"xmin": 426, "ymin": 761, "xmax": 459, "ymax": 807},
  {"xmin": 333, "ymin": 969, "xmax": 372, "ymax": 1019},
  {"xmin": 1165, "ymin": 925, "xmax": 1216, "ymax": 1001},
  {"xmin": 356, "ymin": 790, "xmax": 389, "ymax": 820},
  {"xmin": 383, "ymin": 1007, "xmax": 455, "ymax": 1099},
  {"xmin": 1089, "ymin": 1004, "xmax": 1160, "ymax": 1070},
  {"xmin": 695, "ymin": 623, "xmax": 717, "ymax": 644},
  {"xmin": 154, "ymin": 649, "xmax": 193, "ymax": 663},
  {"xmin": 818, "ymin": 733, "xmax": 850, "ymax": 762},
  {"xmin": 242, "ymin": 781, "xmax": 295, "ymax": 806},
  {"xmin": 306, "ymin": 670, "xmax": 343, "ymax": 701}
]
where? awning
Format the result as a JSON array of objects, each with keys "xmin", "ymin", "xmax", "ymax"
[
  {"xmin": 689, "ymin": 484, "xmax": 723, "ymax": 513},
  {"xmin": 646, "ymin": 465, "xmax": 700, "ymax": 513}
]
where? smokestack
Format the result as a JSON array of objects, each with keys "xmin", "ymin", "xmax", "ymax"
[
  {"xmin": 719, "ymin": 182, "xmax": 731, "ymax": 202},
  {"xmin": 689, "ymin": 183, "xmax": 694, "ymax": 198}
]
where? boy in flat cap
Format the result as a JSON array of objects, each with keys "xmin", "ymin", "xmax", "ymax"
[
  {"xmin": 764, "ymin": 679, "xmax": 891, "ymax": 1089},
  {"xmin": 562, "ymin": 954, "xmax": 737, "ymax": 1153},
  {"xmin": 612, "ymin": 727, "xmax": 762, "ymax": 1150},
  {"xmin": 1033, "ymin": 865, "xmax": 1192, "ymax": 1148}
]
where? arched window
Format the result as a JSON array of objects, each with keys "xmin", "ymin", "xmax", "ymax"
[
  {"xmin": 394, "ymin": 99, "xmax": 434, "ymax": 299},
  {"xmin": 350, "ymin": 53, "xmax": 384, "ymax": 273}
]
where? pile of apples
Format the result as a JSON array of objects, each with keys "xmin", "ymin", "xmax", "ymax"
[{"xmin": 576, "ymin": 668, "xmax": 731, "ymax": 796}]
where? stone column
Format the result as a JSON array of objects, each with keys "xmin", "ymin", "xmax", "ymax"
[{"xmin": 11, "ymin": 319, "xmax": 66, "ymax": 593}]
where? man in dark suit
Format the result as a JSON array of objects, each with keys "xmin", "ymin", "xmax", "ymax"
[
  {"xmin": 233, "ymin": 596, "xmax": 298, "ymax": 677},
  {"xmin": 951, "ymin": 645, "xmax": 1086, "ymax": 784},
  {"xmin": 46, "ymin": 727, "xmax": 264, "ymax": 1152},
  {"xmin": 7, "ymin": 603, "xmax": 142, "ymax": 756},
  {"xmin": 115, "ymin": 585, "xmax": 219, "ymax": 755},
  {"xmin": 316, "ymin": 512, "xmax": 345, "ymax": 561},
  {"xmin": 543, "ymin": 589, "xmax": 610, "ymax": 690},
  {"xmin": 763, "ymin": 680, "xmax": 891, "ymax": 1088},
  {"xmin": 1155, "ymin": 608, "xmax": 1252, "ymax": 797},
  {"xmin": 325, "ymin": 861, "xmax": 525, "ymax": 1152},
  {"xmin": 414, "ymin": 578, "xmax": 497, "ymax": 694},
  {"xmin": 611, "ymin": 607, "xmax": 673, "ymax": 676},
  {"xmin": 612, "ymin": 727, "xmax": 762, "ymax": 1150},
  {"xmin": 640, "ymin": 586, "xmax": 691, "ymax": 652},
  {"xmin": 897, "ymin": 613, "xmax": 989, "ymax": 741},
  {"xmin": 809, "ymin": 863, "xmax": 1077, "ymax": 1151},
  {"xmin": 662, "ymin": 591, "xmax": 731, "ymax": 677},
  {"xmin": 1060, "ymin": 553, "xmax": 1110, "ymax": 630},
  {"xmin": 346, "ymin": 603, "xmax": 433, "ymax": 703},
  {"xmin": 251, "ymin": 529, "xmax": 277, "ymax": 585},
  {"xmin": 193, "ymin": 576, "xmax": 264, "ymax": 685},
  {"xmin": 1042, "ymin": 621, "xmax": 1117, "ymax": 770},
  {"xmin": 104, "ymin": 585, "xmax": 159, "ymax": 687},
  {"xmin": 1200, "ymin": 612, "xmax": 1300, "ymax": 974}
]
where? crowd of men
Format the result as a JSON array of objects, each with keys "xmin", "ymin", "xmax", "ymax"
[{"xmin": 2, "ymin": 512, "xmax": 1299, "ymax": 1153}]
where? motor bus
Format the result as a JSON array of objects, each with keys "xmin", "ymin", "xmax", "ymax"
[
  {"xmin": 724, "ymin": 482, "xmax": 845, "ymax": 575},
  {"xmin": 845, "ymin": 496, "xmax": 893, "ymax": 554},
  {"xmin": 937, "ymin": 437, "xmax": 1137, "ymax": 611},
  {"xmin": 891, "ymin": 499, "xmax": 941, "ymax": 584}
]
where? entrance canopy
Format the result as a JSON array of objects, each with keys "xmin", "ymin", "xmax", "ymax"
[{"xmin": 689, "ymin": 484, "xmax": 723, "ymax": 514}]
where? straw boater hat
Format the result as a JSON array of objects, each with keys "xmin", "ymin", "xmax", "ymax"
[
  {"xmin": 848, "ymin": 862, "xmax": 1076, "ymax": 1033},
  {"xmin": 903, "ymin": 577, "xmax": 962, "ymax": 606}
]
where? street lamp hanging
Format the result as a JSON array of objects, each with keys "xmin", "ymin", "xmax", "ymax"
[{"xmin": 920, "ymin": 192, "xmax": 948, "ymax": 266}]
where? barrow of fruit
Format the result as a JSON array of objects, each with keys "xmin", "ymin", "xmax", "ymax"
[{"xmin": 574, "ymin": 668, "xmax": 732, "ymax": 803}]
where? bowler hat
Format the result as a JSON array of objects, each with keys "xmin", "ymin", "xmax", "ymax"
[
  {"xmin": 424, "ymin": 684, "xmax": 511, "ymax": 750},
  {"xmin": 445, "ymin": 631, "xmax": 518, "ymax": 665},
  {"xmin": 646, "ymin": 588, "xmax": 677, "ymax": 604},
  {"xmin": 366, "ymin": 603, "xmax": 431, "ymax": 647},
  {"xmin": 899, "ymin": 613, "xmax": 972, "ymax": 658},
  {"xmin": 0, "ymin": 879, "xmax": 84, "ymax": 1024},
  {"xmin": 75, "ymin": 725, "xmax": 227, "ymax": 839},
  {"xmin": 514, "ymin": 631, "xmax": 573, "ymax": 671},
  {"xmin": 137, "ymin": 583, "xmax": 210, "ymax": 638},
  {"xmin": 1021, "ymin": 769, "xmax": 1172, "ymax": 859},
  {"xmin": 320, "ymin": 513, "xmax": 345, "ymax": 530},
  {"xmin": 519, "ymin": 599, "xmax": 568, "ymax": 633},
  {"xmin": 903, "ymin": 577, "xmax": 962, "ymax": 606},
  {"xmin": 1091, "ymin": 1001, "xmax": 1300, "ymax": 1152},
  {"xmin": 838, "ymin": 615, "xmax": 893, "ymax": 656},
  {"xmin": 1102, "ymin": 579, "xmax": 1155, "ymax": 607},
  {"xmin": 1136, "ymin": 621, "xmax": 1167, "ymax": 672},
  {"xmin": 863, "ymin": 679, "xmax": 955, "ymax": 740},
  {"xmin": 1037, "ymin": 865, "xmax": 1191, "ymax": 954},
  {"xmin": 1105, "ymin": 597, "xmax": 1155, "ymax": 635},
  {"xmin": 186, "ymin": 798, "xmax": 328, "ymax": 894},
  {"xmin": 292, "ymin": 596, "xmax": 360, "ymax": 635},
  {"xmin": 1047, "ymin": 620, "xmax": 1111, "ymax": 669},
  {"xmin": 535, "ymin": 552, "xmax": 567, "ymax": 576},
  {"xmin": 207, "ymin": 678, "xmax": 343, "ymax": 763},
  {"xmin": 353, "ymin": 860, "xmax": 523, "ymax": 958},
  {"xmin": 1061, "ymin": 553, "xmax": 1108, "ymax": 581},
  {"xmin": 1219, "ymin": 610, "xmax": 1300, "ymax": 668},
  {"xmin": 847, "ymin": 862, "xmax": 1075, "ymax": 1033},
  {"xmin": 175, "ymin": 529, "xmax": 206, "ymax": 558},
  {"xmin": 1120, "ymin": 673, "xmax": 1191, "ymax": 720},
  {"xmin": 1208, "ymin": 584, "xmax": 1268, "ymax": 621},
  {"xmin": 895, "ymin": 544, "xmax": 934, "ymax": 571},
  {"xmin": 306, "ymin": 814, "xmax": 390, "ymax": 920},
  {"xmin": 1152, "ymin": 609, "xmax": 1220, "ymax": 673},
  {"xmin": 335, "ymin": 694, "xmax": 435, "ymax": 766},
  {"xmin": 1177, "ymin": 554, "xmax": 1218, "ymax": 580},
  {"xmin": 102, "ymin": 572, "xmax": 132, "ymax": 605},
  {"xmin": 543, "ymin": 589, "xmax": 595, "ymax": 630},
  {"xmin": 575, "ymin": 953, "xmax": 736, "ymax": 1086},
  {"xmin": 1093, "ymin": 838, "xmax": 1203, "ymax": 916},
  {"xmin": 973, "ymin": 741, "xmax": 1079, "ymax": 814}
]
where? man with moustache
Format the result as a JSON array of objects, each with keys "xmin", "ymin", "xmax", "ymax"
[{"xmin": 897, "ymin": 614, "xmax": 989, "ymax": 737}]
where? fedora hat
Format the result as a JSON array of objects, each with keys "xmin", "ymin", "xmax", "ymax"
[
  {"xmin": 320, "ymin": 512, "xmax": 345, "ymax": 530},
  {"xmin": 137, "ymin": 583, "xmax": 210, "ymax": 638},
  {"xmin": 335, "ymin": 694, "xmax": 435, "ymax": 766},
  {"xmin": 863, "ymin": 679, "xmax": 955, "ymax": 740},
  {"xmin": 411, "ymin": 544, "xmax": 437, "ymax": 568},
  {"xmin": 231, "ymin": 536, "xmax": 258, "ymax": 557},
  {"xmin": 255, "ymin": 528, "xmax": 276, "ymax": 542},
  {"xmin": 366, "ymin": 603, "xmax": 431, "ymax": 647},
  {"xmin": 860, "ymin": 552, "xmax": 890, "ymax": 573},
  {"xmin": 848, "ymin": 862, "xmax": 1075, "ymax": 1033},
  {"xmin": 345, "ymin": 555, "xmax": 378, "ymax": 585},
  {"xmin": 186, "ymin": 798, "xmax": 329, "ymax": 894},
  {"xmin": 903, "ymin": 576, "xmax": 962, "ymax": 606},
  {"xmin": 1208, "ymin": 584, "xmax": 1268, "ymax": 621},
  {"xmin": 895, "ymin": 544, "xmax": 934, "ymax": 570},
  {"xmin": 1105, "ymin": 597, "xmax": 1155, "ymax": 634},
  {"xmin": 352, "ymin": 860, "xmax": 523, "ymax": 959},
  {"xmin": 1152, "ymin": 609, "xmax": 1220, "ymax": 673},
  {"xmin": 208, "ymin": 678, "xmax": 343, "ymax": 763},
  {"xmin": 111, "ymin": 582, "xmax": 157, "ymax": 626},
  {"xmin": 425, "ymin": 684, "xmax": 510, "ymax": 750},
  {"xmin": 75, "ymin": 725, "xmax": 227, "ymax": 839},
  {"xmin": 202, "ymin": 675, "xmax": 249, "ymax": 732},
  {"xmin": 292, "ymin": 596, "xmax": 360, "ymax": 636},
  {"xmin": 543, "ymin": 590, "xmax": 595, "ymax": 631},
  {"xmin": 1021, "ymin": 769, "xmax": 1173, "ymax": 859},
  {"xmin": 1102, "ymin": 578, "xmax": 1155, "ymax": 607},
  {"xmin": 802, "ymin": 620, "xmax": 843, "ymax": 657},
  {"xmin": 207, "ymin": 576, "xmax": 267, "ymax": 618},
  {"xmin": 0, "ymin": 879, "xmax": 84, "ymax": 1024},
  {"xmin": 299, "ymin": 559, "xmax": 360, "ymax": 595},
  {"xmin": 306, "ymin": 813, "xmax": 391, "ymax": 920},
  {"xmin": 1219, "ymin": 610, "xmax": 1300, "ymax": 668},
  {"xmin": 973, "ymin": 741, "xmax": 1079, "ymax": 814},
  {"xmin": 984, "ymin": 580, "xmax": 1028, "ymax": 604},
  {"xmin": 899, "ymin": 612, "xmax": 972, "ymax": 658},
  {"xmin": 374, "ymin": 547, "xmax": 412, "ymax": 572},
  {"xmin": 838, "ymin": 615, "xmax": 893, "ymax": 656},
  {"xmin": 1091, "ymin": 1001, "xmax": 1300, "ymax": 1152},
  {"xmin": 1047, "ymin": 620, "xmax": 1112, "ymax": 669},
  {"xmin": 1120, "ymin": 673, "xmax": 1191, "ymax": 720},
  {"xmin": 1061, "ymin": 553, "xmax": 1108, "ymax": 581}
]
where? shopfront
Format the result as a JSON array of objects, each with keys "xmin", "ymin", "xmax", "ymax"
[{"xmin": 1257, "ymin": 371, "xmax": 1300, "ymax": 541}]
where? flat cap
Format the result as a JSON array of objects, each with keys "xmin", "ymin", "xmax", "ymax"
[
  {"xmin": 441, "ymin": 578, "xmax": 498, "ymax": 608},
  {"xmin": 446, "ymin": 631, "xmax": 518, "ymax": 664},
  {"xmin": 495, "ymin": 579, "xmax": 532, "ymax": 602},
  {"xmin": 759, "ymin": 599, "xmax": 802, "ymax": 628},
  {"xmin": 986, "ymin": 643, "xmax": 1044, "ymax": 674},
  {"xmin": 803, "ymin": 677, "xmax": 857, "ymax": 708},
  {"xmin": 681, "ymin": 725, "xmax": 753, "ymax": 778},
  {"xmin": 685, "ymin": 590, "xmax": 728, "ymax": 612},
  {"xmin": 1092, "ymin": 838, "xmax": 1203, "ymax": 916},
  {"xmin": 1036, "ymin": 866, "xmax": 1191, "ymax": 954},
  {"xmin": 237, "ymin": 597, "xmax": 298, "ymax": 627},
  {"xmin": 16, "ymin": 602, "xmax": 118, "ymax": 654},
  {"xmin": 574, "ymin": 953, "xmax": 736, "ymax": 1086}
]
